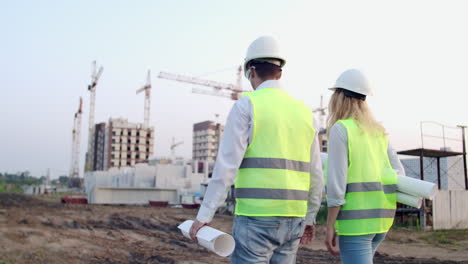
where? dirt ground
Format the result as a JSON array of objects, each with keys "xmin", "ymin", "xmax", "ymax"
[{"xmin": 0, "ymin": 194, "xmax": 467, "ymax": 264}]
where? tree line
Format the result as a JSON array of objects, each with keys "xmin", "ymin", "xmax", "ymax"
[{"xmin": 0, "ymin": 172, "xmax": 69, "ymax": 193}]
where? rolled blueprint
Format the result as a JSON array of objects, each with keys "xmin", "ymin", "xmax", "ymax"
[
  {"xmin": 397, "ymin": 192, "xmax": 422, "ymax": 208},
  {"xmin": 178, "ymin": 220, "xmax": 235, "ymax": 257},
  {"xmin": 397, "ymin": 175, "xmax": 437, "ymax": 200},
  {"xmin": 318, "ymin": 152, "xmax": 437, "ymax": 200}
]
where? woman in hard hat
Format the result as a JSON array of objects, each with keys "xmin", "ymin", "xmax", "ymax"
[{"xmin": 324, "ymin": 69, "xmax": 405, "ymax": 264}]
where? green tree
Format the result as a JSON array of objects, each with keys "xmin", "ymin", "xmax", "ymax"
[
  {"xmin": 0, "ymin": 172, "xmax": 42, "ymax": 193},
  {"xmin": 58, "ymin": 175, "xmax": 69, "ymax": 185}
]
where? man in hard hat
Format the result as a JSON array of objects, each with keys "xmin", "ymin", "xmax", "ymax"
[{"xmin": 190, "ymin": 36, "xmax": 324, "ymax": 263}]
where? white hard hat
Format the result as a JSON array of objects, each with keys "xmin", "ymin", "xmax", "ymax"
[
  {"xmin": 329, "ymin": 69, "xmax": 373, "ymax": 98},
  {"xmin": 244, "ymin": 36, "xmax": 286, "ymax": 72}
]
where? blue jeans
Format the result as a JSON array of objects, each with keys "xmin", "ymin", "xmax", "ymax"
[
  {"xmin": 230, "ymin": 215, "xmax": 306, "ymax": 264},
  {"xmin": 338, "ymin": 233, "xmax": 387, "ymax": 264}
]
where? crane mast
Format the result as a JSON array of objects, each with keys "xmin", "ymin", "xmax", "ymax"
[
  {"xmin": 312, "ymin": 95, "xmax": 327, "ymax": 132},
  {"xmin": 170, "ymin": 137, "xmax": 184, "ymax": 162},
  {"xmin": 236, "ymin": 65, "xmax": 243, "ymax": 92},
  {"xmin": 136, "ymin": 70, "xmax": 151, "ymax": 129},
  {"xmin": 85, "ymin": 61, "xmax": 103, "ymax": 172},
  {"xmin": 70, "ymin": 97, "xmax": 83, "ymax": 179}
]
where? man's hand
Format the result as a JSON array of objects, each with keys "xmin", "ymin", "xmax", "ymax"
[
  {"xmin": 189, "ymin": 220, "xmax": 209, "ymax": 242},
  {"xmin": 300, "ymin": 225, "xmax": 315, "ymax": 244},
  {"xmin": 325, "ymin": 225, "xmax": 339, "ymax": 256}
]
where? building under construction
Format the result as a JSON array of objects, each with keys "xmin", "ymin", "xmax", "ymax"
[
  {"xmin": 192, "ymin": 120, "xmax": 224, "ymax": 163},
  {"xmin": 89, "ymin": 118, "xmax": 155, "ymax": 171},
  {"xmin": 93, "ymin": 122, "xmax": 107, "ymax": 171},
  {"xmin": 79, "ymin": 64, "xmax": 155, "ymax": 173}
]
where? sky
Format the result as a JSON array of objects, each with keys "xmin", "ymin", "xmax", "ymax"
[{"xmin": 1, "ymin": 0, "xmax": 467, "ymax": 178}]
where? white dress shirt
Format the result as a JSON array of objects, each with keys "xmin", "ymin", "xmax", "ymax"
[
  {"xmin": 326, "ymin": 122, "xmax": 406, "ymax": 207},
  {"xmin": 196, "ymin": 80, "xmax": 324, "ymax": 225}
]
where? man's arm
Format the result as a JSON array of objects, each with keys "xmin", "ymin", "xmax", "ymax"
[
  {"xmin": 190, "ymin": 97, "xmax": 251, "ymax": 241},
  {"xmin": 305, "ymin": 116, "xmax": 325, "ymax": 226}
]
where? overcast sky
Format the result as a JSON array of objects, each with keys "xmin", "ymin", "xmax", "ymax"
[{"xmin": 1, "ymin": 1, "xmax": 467, "ymax": 178}]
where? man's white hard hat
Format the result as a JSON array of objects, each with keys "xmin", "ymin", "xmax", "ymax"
[
  {"xmin": 329, "ymin": 69, "xmax": 373, "ymax": 97},
  {"xmin": 244, "ymin": 36, "xmax": 286, "ymax": 73}
]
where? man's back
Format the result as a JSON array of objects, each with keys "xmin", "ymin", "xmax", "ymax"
[{"xmin": 235, "ymin": 87, "xmax": 316, "ymax": 217}]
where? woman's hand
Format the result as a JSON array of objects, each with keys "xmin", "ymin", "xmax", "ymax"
[
  {"xmin": 325, "ymin": 206, "xmax": 341, "ymax": 256},
  {"xmin": 325, "ymin": 225, "xmax": 339, "ymax": 256}
]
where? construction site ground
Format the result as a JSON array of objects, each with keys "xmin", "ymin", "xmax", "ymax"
[{"xmin": 0, "ymin": 193, "xmax": 467, "ymax": 264}]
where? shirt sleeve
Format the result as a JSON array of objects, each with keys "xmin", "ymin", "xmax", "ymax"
[
  {"xmin": 196, "ymin": 96, "xmax": 251, "ymax": 223},
  {"xmin": 326, "ymin": 123, "xmax": 348, "ymax": 207},
  {"xmin": 305, "ymin": 116, "xmax": 325, "ymax": 225},
  {"xmin": 388, "ymin": 142, "xmax": 406, "ymax": 176}
]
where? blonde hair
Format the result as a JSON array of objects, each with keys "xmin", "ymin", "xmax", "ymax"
[{"xmin": 327, "ymin": 89, "xmax": 386, "ymax": 136}]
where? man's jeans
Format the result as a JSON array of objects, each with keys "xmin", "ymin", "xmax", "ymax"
[
  {"xmin": 230, "ymin": 215, "xmax": 306, "ymax": 264},
  {"xmin": 338, "ymin": 232, "xmax": 387, "ymax": 264}
]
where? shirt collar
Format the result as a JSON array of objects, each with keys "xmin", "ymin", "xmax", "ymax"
[{"xmin": 255, "ymin": 80, "xmax": 283, "ymax": 91}]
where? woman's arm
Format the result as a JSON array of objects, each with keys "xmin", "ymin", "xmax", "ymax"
[
  {"xmin": 326, "ymin": 123, "xmax": 348, "ymax": 207},
  {"xmin": 388, "ymin": 143, "xmax": 406, "ymax": 176},
  {"xmin": 325, "ymin": 123, "xmax": 349, "ymax": 255}
]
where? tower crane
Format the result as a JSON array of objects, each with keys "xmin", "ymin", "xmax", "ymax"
[
  {"xmin": 235, "ymin": 65, "xmax": 243, "ymax": 93},
  {"xmin": 157, "ymin": 65, "xmax": 247, "ymax": 100},
  {"xmin": 45, "ymin": 168, "xmax": 51, "ymax": 187},
  {"xmin": 136, "ymin": 70, "xmax": 152, "ymax": 129},
  {"xmin": 170, "ymin": 137, "xmax": 184, "ymax": 162},
  {"xmin": 312, "ymin": 95, "xmax": 327, "ymax": 132},
  {"xmin": 85, "ymin": 61, "xmax": 103, "ymax": 172},
  {"xmin": 70, "ymin": 97, "xmax": 83, "ymax": 179}
]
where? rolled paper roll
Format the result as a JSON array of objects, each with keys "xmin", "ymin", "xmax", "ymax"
[
  {"xmin": 397, "ymin": 175, "xmax": 438, "ymax": 200},
  {"xmin": 397, "ymin": 192, "xmax": 422, "ymax": 208},
  {"xmin": 178, "ymin": 220, "xmax": 235, "ymax": 257},
  {"xmin": 319, "ymin": 152, "xmax": 436, "ymax": 200}
]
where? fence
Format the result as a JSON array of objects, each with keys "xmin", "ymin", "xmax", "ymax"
[{"xmin": 433, "ymin": 190, "xmax": 468, "ymax": 230}]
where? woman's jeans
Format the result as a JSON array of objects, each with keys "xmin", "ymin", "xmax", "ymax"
[
  {"xmin": 339, "ymin": 232, "xmax": 387, "ymax": 264},
  {"xmin": 230, "ymin": 215, "xmax": 306, "ymax": 264}
]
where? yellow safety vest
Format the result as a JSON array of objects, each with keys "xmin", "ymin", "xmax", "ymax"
[
  {"xmin": 234, "ymin": 88, "xmax": 315, "ymax": 217},
  {"xmin": 329, "ymin": 119, "xmax": 398, "ymax": 235}
]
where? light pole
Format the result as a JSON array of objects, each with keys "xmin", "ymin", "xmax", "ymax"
[{"xmin": 457, "ymin": 125, "xmax": 468, "ymax": 190}]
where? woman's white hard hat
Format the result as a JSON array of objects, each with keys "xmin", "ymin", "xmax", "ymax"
[{"xmin": 329, "ymin": 69, "xmax": 373, "ymax": 96}]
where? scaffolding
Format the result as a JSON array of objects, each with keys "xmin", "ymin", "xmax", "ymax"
[
  {"xmin": 398, "ymin": 121, "xmax": 467, "ymax": 190},
  {"xmin": 396, "ymin": 121, "xmax": 467, "ymax": 229}
]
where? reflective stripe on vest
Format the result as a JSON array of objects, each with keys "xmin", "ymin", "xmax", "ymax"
[
  {"xmin": 346, "ymin": 182, "xmax": 397, "ymax": 194},
  {"xmin": 235, "ymin": 188, "xmax": 309, "ymax": 200},
  {"xmin": 338, "ymin": 209, "xmax": 396, "ymax": 220},
  {"xmin": 235, "ymin": 88, "xmax": 315, "ymax": 217},
  {"xmin": 240, "ymin": 157, "xmax": 310, "ymax": 172},
  {"xmin": 333, "ymin": 119, "xmax": 398, "ymax": 236}
]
